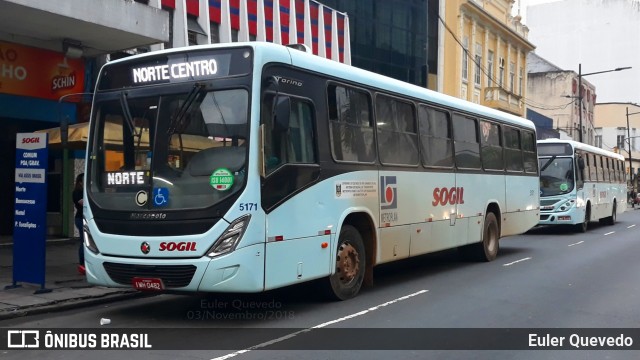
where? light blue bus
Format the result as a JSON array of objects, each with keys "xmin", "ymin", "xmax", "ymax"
[
  {"xmin": 538, "ymin": 139, "xmax": 626, "ymax": 232},
  {"xmin": 82, "ymin": 42, "xmax": 539, "ymax": 300}
]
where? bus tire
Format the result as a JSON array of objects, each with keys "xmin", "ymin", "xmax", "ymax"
[
  {"xmin": 604, "ymin": 202, "xmax": 617, "ymax": 226},
  {"xmin": 460, "ymin": 212, "xmax": 499, "ymax": 262},
  {"xmin": 324, "ymin": 225, "xmax": 365, "ymax": 301},
  {"xmin": 575, "ymin": 206, "xmax": 590, "ymax": 233}
]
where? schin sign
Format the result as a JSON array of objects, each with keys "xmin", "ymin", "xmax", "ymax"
[{"xmin": 131, "ymin": 54, "xmax": 231, "ymax": 85}]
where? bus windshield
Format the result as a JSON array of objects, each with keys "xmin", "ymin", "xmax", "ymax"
[
  {"xmin": 539, "ymin": 157, "xmax": 574, "ymax": 196},
  {"xmin": 88, "ymin": 88, "xmax": 248, "ymax": 211}
]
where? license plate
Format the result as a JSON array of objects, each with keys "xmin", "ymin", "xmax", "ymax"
[{"xmin": 132, "ymin": 277, "xmax": 164, "ymax": 291}]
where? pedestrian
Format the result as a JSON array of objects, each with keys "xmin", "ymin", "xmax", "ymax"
[{"xmin": 73, "ymin": 173, "xmax": 85, "ymax": 275}]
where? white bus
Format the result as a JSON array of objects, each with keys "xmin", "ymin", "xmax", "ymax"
[
  {"xmin": 82, "ymin": 42, "xmax": 539, "ymax": 300},
  {"xmin": 538, "ymin": 139, "xmax": 626, "ymax": 232}
]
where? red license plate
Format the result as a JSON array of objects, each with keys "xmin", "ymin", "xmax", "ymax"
[{"xmin": 132, "ymin": 277, "xmax": 164, "ymax": 291}]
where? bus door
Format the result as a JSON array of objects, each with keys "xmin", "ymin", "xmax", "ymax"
[{"xmin": 259, "ymin": 73, "xmax": 327, "ymax": 290}]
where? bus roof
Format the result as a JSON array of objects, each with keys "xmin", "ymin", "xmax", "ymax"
[
  {"xmin": 537, "ymin": 138, "xmax": 625, "ymax": 161},
  {"xmin": 102, "ymin": 42, "xmax": 535, "ymax": 130}
]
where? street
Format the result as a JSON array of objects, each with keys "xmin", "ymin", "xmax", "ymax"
[{"xmin": 2, "ymin": 208, "xmax": 640, "ymax": 359}]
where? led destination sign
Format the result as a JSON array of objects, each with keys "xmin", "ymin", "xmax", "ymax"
[
  {"xmin": 97, "ymin": 48, "xmax": 252, "ymax": 90},
  {"xmin": 132, "ymin": 58, "xmax": 223, "ymax": 84}
]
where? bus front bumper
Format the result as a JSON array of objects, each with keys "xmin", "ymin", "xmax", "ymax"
[
  {"xmin": 538, "ymin": 210, "xmax": 580, "ymax": 226},
  {"xmin": 84, "ymin": 243, "xmax": 265, "ymax": 293}
]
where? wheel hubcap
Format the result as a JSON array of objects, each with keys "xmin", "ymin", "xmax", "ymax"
[{"xmin": 336, "ymin": 242, "xmax": 360, "ymax": 283}]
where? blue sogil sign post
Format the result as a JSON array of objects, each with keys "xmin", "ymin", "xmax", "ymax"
[
  {"xmin": 10, "ymin": 133, "xmax": 50, "ymax": 292},
  {"xmin": 210, "ymin": 168, "xmax": 234, "ymax": 191}
]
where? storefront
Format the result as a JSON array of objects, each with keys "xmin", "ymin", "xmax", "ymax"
[{"xmin": 0, "ymin": 40, "xmax": 89, "ymax": 236}]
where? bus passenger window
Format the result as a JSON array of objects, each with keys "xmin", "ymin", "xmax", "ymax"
[
  {"xmin": 328, "ymin": 84, "xmax": 375, "ymax": 163},
  {"xmin": 480, "ymin": 120, "xmax": 503, "ymax": 170},
  {"xmin": 504, "ymin": 127, "xmax": 523, "ymax": 172},
  {"xmin": 522, "ymin": 131, "xmax": 537, "ymax": 173},
  {"xmin": 376, "ymin": 95, "xmax": 418, "ymax": 166},
  {"xmin": 418, "ymin": 106, "xmax": 454, "ymax": 168},
  {"xmin": 453, "ymin": 115, "xmax": 481, "ymax": 169}
]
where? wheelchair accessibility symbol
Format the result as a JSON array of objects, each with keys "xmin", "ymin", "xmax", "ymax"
[{"xmin": 153, "ymin": 187, "xmax": 169, "ymax": 207}]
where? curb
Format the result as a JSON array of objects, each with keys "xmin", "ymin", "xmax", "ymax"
[{"xmin": 0, "ymin": 290, "xmax": 148, "ymax": 321}]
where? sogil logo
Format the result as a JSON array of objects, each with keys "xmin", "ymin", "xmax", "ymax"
[{"xmin": 380, "ymin": 176, "xmax": 397, "ymax": 210}]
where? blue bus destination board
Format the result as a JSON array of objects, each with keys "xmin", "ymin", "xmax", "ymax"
[{"xmin": 12, "ymin": 133, "xmax": 48, "ymax": 290}]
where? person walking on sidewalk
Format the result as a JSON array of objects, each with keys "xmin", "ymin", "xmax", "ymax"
[{"xmin": 73, "ymin": 173, "xmax": 85, "ymax": 275}]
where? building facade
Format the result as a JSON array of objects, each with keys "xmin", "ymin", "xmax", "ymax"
[
  {"xmin": 526, "ymin": 52, "xmax": 597, "ymax": 145},
  {"xmin": 318, "ymin": 0, "xmax": 433, "ymax": 88},
  {"xmin": 594, "ymin": 102, "xmax": 640, "ymax": 190},
  {"xmin": 439, "ymin": 0, "xmax": 534, "ymax": 116}
]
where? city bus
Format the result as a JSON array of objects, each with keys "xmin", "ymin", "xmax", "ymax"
[
  {"xmin": 537, "ymin": 139, "xmax": 626, "ymax": 232},
  {"xmin": 82, "ymin": 42, "xmax": 539, "ymax": 300}
]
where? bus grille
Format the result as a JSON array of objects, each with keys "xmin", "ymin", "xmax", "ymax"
[{"xmin": 103, "ymin": 262, "xmax": 197, "ymax": 288}]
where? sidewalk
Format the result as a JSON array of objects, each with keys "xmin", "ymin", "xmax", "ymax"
[{"xmin": 0, "ymin": 237, "xmax": 141, "ymax": 320}]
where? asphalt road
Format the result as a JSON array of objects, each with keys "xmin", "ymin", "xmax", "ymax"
[{"xmin": 2, "ymin": 207, "xmax": 640, "ymax": 360}]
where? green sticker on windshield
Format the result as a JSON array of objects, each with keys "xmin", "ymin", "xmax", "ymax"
[
  {"xmin": 560, "ymin": 183, "xmax": 568, "ymax": 192},
  {"xmin": 210, "ymin": 168, "xmax": 234, "ymax": 191}
]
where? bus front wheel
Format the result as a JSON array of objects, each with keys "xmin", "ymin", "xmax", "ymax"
[
  {"xmin": 575, "ymin": 206, "xmax": 590, "ymax": 233},
  {"xmin": 324, "ymin": 225, "xmax": 366, "ymax": 301}
]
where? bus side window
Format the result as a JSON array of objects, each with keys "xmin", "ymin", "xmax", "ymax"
[
  {"xmin": 262, "ymin": 94, "xmax": 316, "ymax": 173},
  {"xmin": 328, "ymin": 84, "xmax": 375, "ymax": 163},
  {"xmin": 503, "ymin": 127, "xmax": 523, "ymax": 172},
  {"xmin": 375, "ymin": 95, "xmax": 418, "ymax": 166},
  {"xmin": 480, "ymin": 120, "xmax": 503, "ymax": 171},
  {"xmin": 452, "ymin": 114, "xmax": 481, "ymax": 169},
  {"xmin": 522, "ymin": 130, "xmax": 537, "ymax": 173},
  {"xmin": 418, "ymin": 105, "xmax": 454, "ymax": 168}
]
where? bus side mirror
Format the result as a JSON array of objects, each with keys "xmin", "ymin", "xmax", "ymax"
[
  {"xmin": 274, "ymin": 96, "xmax": 290, "ymax": 132},
  {"xmin": 578, "ymin": 157, "xmax": 585, "ymax": 170}
]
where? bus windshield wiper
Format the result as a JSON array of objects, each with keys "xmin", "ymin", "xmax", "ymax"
[
  {"xmin": 119, "ymin": 92, "xmax": 140, "ymax": 139},
  {"xmin": 167, "ymin": 83, "xmax": 205, "ymax": 135},
  {"xmin": 540, "ymin": 155, "xmax": 557, "ymax": 172}
]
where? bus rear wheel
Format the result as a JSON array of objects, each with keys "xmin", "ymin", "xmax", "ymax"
[
  {"xmin": 460, "ymin": 212, "xmax": 499, "ymax": 262},
  {"xmin": 602, "ymin": 202, "xmax": 616, "ymax": 226},
  {"xmin": 324, "ymin": 225, "xmax": 366, "ymax": 301}
]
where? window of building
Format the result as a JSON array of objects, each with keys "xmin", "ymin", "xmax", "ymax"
[
  {"xmin": 519, "ymin": 68, "xmax": 524, "ymax": 95},
  {"xmin": 474, "ymin": 43, "xmax": 482, "ymax": 86},
  {"xmin": 187, "ymin": 17, "xmax": 207, "ymax": 46},
  {"xmin": 595, "ymin": 135, "xmax": 602, "ymax": 148},
  {"xmin": 498, "ymin": 57, "xmax": 504, "ymax": 87},
  {"xmin": 487, "ymin": 50, "xmax": 494, "ymax": 86},
  {"xmin": 418, "ymin": 105, "xmax": 454, "ymax": 168},
  {"xmin": 617, "ymin": 134, "xmax": 625, "ymax": 149},
  {"xmin": 210, "ymin": 23, "xmax": 220, "ymax": 44},
  {"xmin": 375, "ymin": 95, "xmax": 418, "ymax": 166},
  {"xmin": 327, "ymin": 84, "xmax": 375, "ymax": 163},
  {"xmin": 462, "ymin": 37, "xmax": 469, "ymax": 82},
  {"xmin": 509, "ymin": 62, "xmax": 515, "ymax": 92}
]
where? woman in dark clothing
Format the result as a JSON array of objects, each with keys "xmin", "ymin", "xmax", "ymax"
[{"xmin": 73, "ymin": 173, "xmax": 85, "ymax": 274}]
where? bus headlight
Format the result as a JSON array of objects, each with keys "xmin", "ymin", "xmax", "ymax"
[
  {"xmin": 83, "ymin": 219, "xmax": 100, "ymax": 254},
  {"xmin": 207, "ymin": 215, "xmax": 251, "ymax": 258},
  {"xmin": 559, "ymin": 200, "xmax": 575, "ymax": 212}
]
